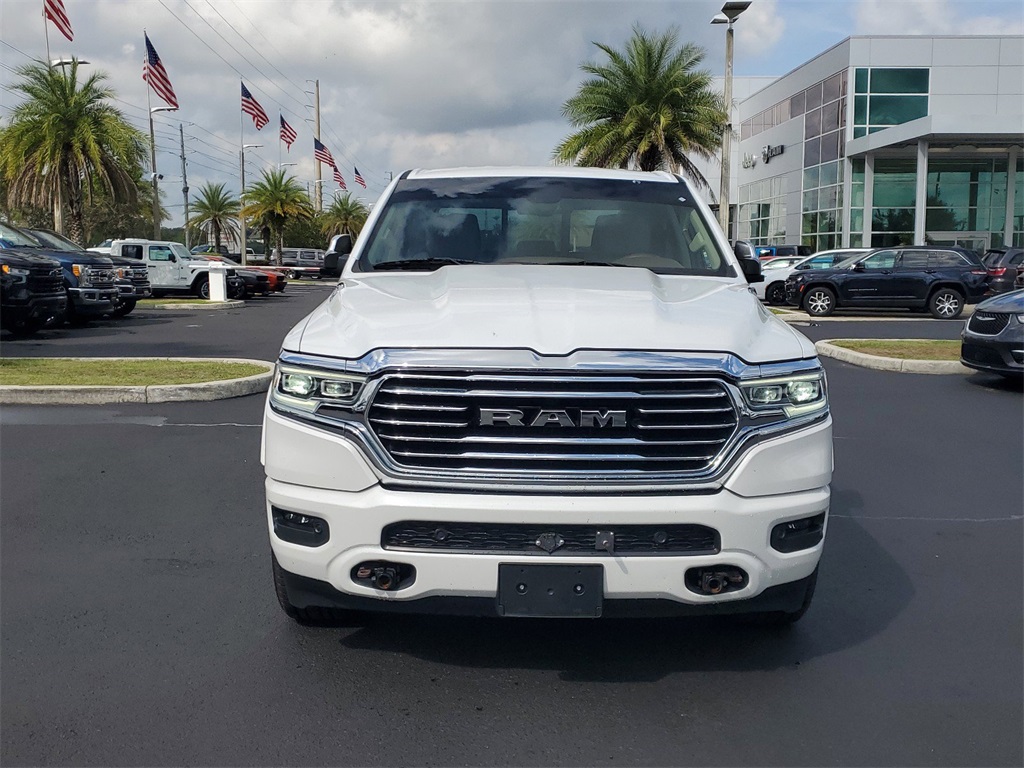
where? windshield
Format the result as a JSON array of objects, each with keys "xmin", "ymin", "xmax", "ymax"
[
  {"xmin": 170, "ymin": 243, "xmax": 192, "ymax": 259},
  {"xmin": 355, "ymin": 176, "xmax": 732, "ymax": 276},
  {"xmin": 26, "ymin": 229, "xmax": 84, "ymax": 251},
  {"xmin": 0, "ymin": 223, "xmax": 43, "ymax": 248}
]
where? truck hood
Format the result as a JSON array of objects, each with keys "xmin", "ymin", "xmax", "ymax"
[
  {"xmin": 286, "ymin": 265, "xmax": 816, "ymax": 365},
  {"xmin": 13, "ymin": 246, "xmax": 112, "ymax": 267}
]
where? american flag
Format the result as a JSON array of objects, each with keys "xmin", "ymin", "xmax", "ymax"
[
  {"xmin": 143, "ymin": 34, "xmax": 178, "ymax": 109},
  {"xmin": 241, "ymin": 82, "xmax": 268, "ymax": 130},
  {"xmin": 354, "ymin": 167, "xmax": 366, "ymax": 188},
  {"xmin": 279, "ymin": 115, "xmax": 296, "ymax": 150},
  {"xmin": 313, "ymin": 138, "xmax": 334, "ymax": 167},
  {"xmin": 44, "ymin": 0, "xmax": 74, "ymax": 42},
  {"xmin": 333, "ymin": 165, "xmax": 346, "ymax": 189}
]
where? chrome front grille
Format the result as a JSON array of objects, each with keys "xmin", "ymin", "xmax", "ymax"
[
  {"xmin": 366, "ymin": 372, "xmax": 739, "ymax": 475},
  {"xmin": 968, "ymin": 311, "xmax": 1010, "ymax": 335}
]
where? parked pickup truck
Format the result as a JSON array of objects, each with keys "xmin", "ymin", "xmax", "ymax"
[
  {"xmin": 0, "ymin": 222, "xmax": 118, "ymax": 323},
  {"xmin": 279, "ymin": 247, "xmax": 324, "ymax": 279},
  {"xmin": 265, "ymin": 167, "xmax": 833, "ymax": 626},
  {"xmin": 25, "ymin": 228, "xmax": 151, "ymax": 317},
  {"xmin": 108, "ymin": 239, "xmax": 243, "ymax": 299},
  {"xmin": 0, "ymin": 248, "xmax": 67, "ymax": 334}
]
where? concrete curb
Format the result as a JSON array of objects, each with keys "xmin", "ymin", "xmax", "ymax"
[
  {"xmin": 816, "ymin": 340, "xmax": 971, "ymax": 375},
  {"xmin": 138, "ymin": 300, "xmax": 245, "ymax": 310},
  {"xmin": 0, "ymin": 357, "xmax": 275, "ymax": 404},
  {"xmin": 775, "ymin": 308, "xmax": 973, "ymax": 323}
]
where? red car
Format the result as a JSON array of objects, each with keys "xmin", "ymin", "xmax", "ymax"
[{"xmin": 199, "ymin": 254, "xmax": 288, "ymax": 292}]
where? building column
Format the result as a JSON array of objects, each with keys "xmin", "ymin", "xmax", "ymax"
[
  {"xmin": 864, "ymin": 153, "xmax": 874, "ymax": 247},
  {"xmin": 841, "ymin": 157, "xmax": 853, "ymax": 248},
  {"xmin": 1006, "ymin": 146, "xmax": 1019, "ymax": 248},
  {"xmin": 914, "ymin": 139, "xmax": 928, "ymax": 245}
]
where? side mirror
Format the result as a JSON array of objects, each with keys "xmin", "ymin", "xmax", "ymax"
[
  {"xmin": 168, "ymin": 254, "xmax": 176, "ymax": 263},
  {"xmin": 322, "ymin": 235, "xmax": 353, "ymax": 277},
  {"xmin": 796, "ymin": 263, "xmax": 809, "ymax": 270},
  {"xmin": 852, "ymin": 262, "xmax": 865, "ymax": 272},
  {"xmin": 739, "ymin": 256, "xmax": 763, "ymax": 284}
]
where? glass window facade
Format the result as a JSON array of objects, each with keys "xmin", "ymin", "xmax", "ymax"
[
  {"xmin": 925, "ymin": 158, "xmax": 1009, "ymax": 248},
  {"xmin": 801, "ymin": 70, "xmax": 847, "ymax": 251},
  {"xmin": 738, "ymin": 175, "xmax": 787, "ymax": 245},
  {"xmin": 871, "ymin": 159, "xmax": 916, "ymax": 247},
  {"xmin": 1015, "ymin": 158, "xmax": 1024, "ymax": 247},
  {"xmin": 853, "ymin": 68, "xmax": 929, "ymax": 139}
]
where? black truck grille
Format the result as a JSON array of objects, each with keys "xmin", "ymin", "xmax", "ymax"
[
  {"xmin": 27, "ymin": 267, "xmax": 64, "ymax": 294},
  {"xmin": 382, "ymin": 521, "xmax": 720, "ymax": 556},
  {"xmin": 366, "ymin": 372, "xmax": 739, "ymax": 476},
  {"xmin": 967, "ymin": 311, "xmax": 1010, "ymax": 335}
]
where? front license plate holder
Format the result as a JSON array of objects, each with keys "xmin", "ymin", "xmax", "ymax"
[{"xmin": 497, "ymin": 564, "xmax": 603, "ymax": 618}]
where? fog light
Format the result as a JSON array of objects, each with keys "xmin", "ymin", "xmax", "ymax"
[{"xmin": 280, "ymin": 372, "xmax": 316, "ymax": 397}]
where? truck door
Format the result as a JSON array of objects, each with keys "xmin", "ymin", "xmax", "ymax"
[{"xmin": 145, "ymin": 244, "xmax": 181, "ymax": 288}]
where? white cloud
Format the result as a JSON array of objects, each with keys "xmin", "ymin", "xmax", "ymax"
[
  {"xmin": 737, "ymin": 0, "xmax": 786, "ymax": 50},
  {"xmin": 854, "ymin": 0, "xmax": 1024, "ymax": 34}
]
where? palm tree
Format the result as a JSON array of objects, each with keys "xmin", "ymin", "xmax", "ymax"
[
  {"xmin": 189, "ymin": 182, "xmax": 239, "ymax": 250},
  {"xmin": 240, "ymin": 169, "xmax": 314, "ymax": 265},
  {"xmin": 322, "ymin": 192, "xmax": 369, "ymax": 238},
  {"xmin": 553, "ymin": 26, "xmax": 727, "ymax": 193},
  {"xmin": 0, "ymin": 59, "xmax": 147, "ymax": 242}
]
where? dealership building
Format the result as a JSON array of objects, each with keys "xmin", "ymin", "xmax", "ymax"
[{"xmin": 719, "ymin": 35, "xmax": 1023, "ymax": 252}]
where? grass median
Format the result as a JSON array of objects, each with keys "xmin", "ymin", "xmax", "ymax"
[
  {"xmin": 829, "ymin": 339, "xmax": 960, "ymax": 360},
  {"xmin": 0, "ymin": 359, "xmax": 268, "ymax": 386}
]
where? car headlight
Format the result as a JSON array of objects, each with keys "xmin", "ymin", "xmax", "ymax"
[
  {"xmin": 1, "ymin": 264, "xmax": 30, "ymax": 282},
  {"xmin": 72, "ymin": 264, "xmax": 92, "ymax": 287},
  {"xmin": 1016, "ymin": 314, "xmax": 1024, "ymax": 324},
  {"xmin": 740, "ymin": 370, "xmax": 828, "ymax": 418},
  {"xmin": 271, "ymin": 362, "xmax": 366, "ymax": 415}
]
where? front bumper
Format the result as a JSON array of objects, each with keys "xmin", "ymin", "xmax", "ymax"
[
  {"xmin": 961, "ymin": 328, "xmax": 1024, "ymax": 375},
  {"xmin": 116, "ymin": 281, "xmax": 152, "ymax": 299},
  {"xmin": 264, "ymin": 411, "xmax": 832, "ymax": 614},
  {"xmin": 1, "ymin": 291, "xmax": 67, "ymax": 321},
  {"xmin": 69, "ymin": 286, "xmax": 118, "ymax": 315}
]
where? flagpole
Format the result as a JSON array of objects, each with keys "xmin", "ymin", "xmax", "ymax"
[
  {"xmin": 42, "ymin": 2, "xmax": 51, "ymax": 66},
  {"xmin": 239, "ymin": 94, "xmax": 247, "ymax": 266}
]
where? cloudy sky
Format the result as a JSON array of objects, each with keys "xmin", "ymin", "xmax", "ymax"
[{"xmin": 1, "ymin": 0, "xmax": 1022, "ymax": 227}]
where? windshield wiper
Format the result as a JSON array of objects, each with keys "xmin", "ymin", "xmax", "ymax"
[{"xmin": 373, "ymin": 258, "xmax": 476, "ymax": 271}]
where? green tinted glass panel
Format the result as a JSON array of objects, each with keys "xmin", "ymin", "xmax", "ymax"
[
  {"xmin": 820, "ymin": 161, "xmax": 839, "ymax": 187},
  {"xmin": 870, "ymin": 68, "xmax": 929, "ymax": 94},
  {"xmin": 869, "ymin": 95, "xmax": 928, "ymax": 126},
  {"xmin": 851, "ymin": 185, "xmax": 864, "ymax": 208},
  {"xmin": 873, "ymin": 207, "xmax": 915, "ymax": 232},
  {"xmin": 854, "ymin": 96, "xmax": 868, "ymax": 125},
  {"xmin": 868, "ymin": 126, "xmax": 886, "ymax": 134},
  {"xmin": 855, "ymin": 68, "xmax": 868, "ymax": 93},
  {"xmin": 874, "ymin": 181, "xmax": 916, "ymax": 208},
  {"xmin": 851, "ymin": 209, "xmax": 864, "ymax": 231},
  {"xmin": 854, "ymin": 126, "xmax": 867, "ymax": 138},
  {"xmin": 803, "ymin": 213, "xmax": 817, "ymax": 234},
  {"xmin": 852, "ymin": 158, "xmax": 865, "ymax": 181},
  {"xmin": 803, "ymin": 166, "xmax": 820, "ymax": 190},
  {"xmin": 851, "ymin": 233, "xmax": 863, "ymax": 247},
  {"xmin": 803, "ymin": 191, "xmax": 818, "ymax": 212},
  {"xmin": 926, "ymin": 207, "xmax": 967, "ymax": 230}
]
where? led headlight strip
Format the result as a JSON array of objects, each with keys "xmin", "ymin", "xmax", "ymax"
[{"xmin": 739, "ymin": 370, "xmax": 827, "ymax": 419}]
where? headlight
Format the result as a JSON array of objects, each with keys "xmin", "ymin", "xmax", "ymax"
[
  {"xmin": 72, "ymin": 264, "xmax": 91, "ymax": 286},
  {"xmin": 1016, "ymin": 314, "xmax": 1024, "ymax": 324},
  {"xmin": 740, "ymin": 371, "xmax": 827, "ymax": 418},
  {"xmin": 271, "ymin": 362, "xmax": 366, "ymax": 415},
  {"xmin": 1, "ymin": 264, "xmax": 30, "ymax": 282}
]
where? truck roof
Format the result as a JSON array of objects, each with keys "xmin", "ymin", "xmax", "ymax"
[{"xmin": 404, "ymin": 166, "xmax": 682, "ymax": 183}]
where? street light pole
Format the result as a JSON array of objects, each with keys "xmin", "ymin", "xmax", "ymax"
[
  {"xmin": 180, "ymin": 124, "xmax": 190, "ymax": 250},
  {"xmin": 712, "ymin": 1, "xmax": 751, "ymax": 243},
  {"xmin": 239, "ymin": 143, "xmax": 262, "ymax": 265},
  {"xmin": 149, "ymin": 106, "xmax": 178, "ymax": 239}
]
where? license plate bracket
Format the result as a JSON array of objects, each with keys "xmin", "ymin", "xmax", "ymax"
[{"xmin": 497, "ymin": 564, "xmax": 603, "ymax": 618}]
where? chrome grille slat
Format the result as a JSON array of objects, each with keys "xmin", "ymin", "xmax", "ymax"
[{"xmin": 366, "ymin": 371, "xmax": 740, "ymax": 477}]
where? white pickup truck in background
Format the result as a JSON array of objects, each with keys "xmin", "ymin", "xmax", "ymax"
[{"xmin": 263, "ymin": 167, "xmax": 833, "ymax": 626}]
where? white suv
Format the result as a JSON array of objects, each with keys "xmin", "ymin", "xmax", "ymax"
[{"xmin": 263, "ymin": 167, "xmax": 832, "ymax": 624}]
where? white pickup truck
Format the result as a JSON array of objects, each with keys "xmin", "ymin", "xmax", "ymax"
[{"xmin": 263, "ymin": 167, "xmax": 833, "ymax": 625}]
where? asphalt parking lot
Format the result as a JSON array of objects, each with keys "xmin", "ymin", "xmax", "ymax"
[{"xmin": 2, "ymin": 286, "xmax": 1021, "ymax": 766}]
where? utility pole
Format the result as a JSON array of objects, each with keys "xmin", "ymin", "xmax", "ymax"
[{"xmin": 180, "ymin": 124, "xmax": 190, "ymax": 250}]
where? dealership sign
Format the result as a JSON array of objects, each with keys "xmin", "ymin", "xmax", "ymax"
[
  {"xmin": 761, "ymin": 144, "xmax": 784, "ymax": 164},
  {"xmin": 741, "ymin": 153, "xmax": 757, "ymax": 169}
]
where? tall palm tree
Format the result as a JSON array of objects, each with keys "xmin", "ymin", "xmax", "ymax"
[
  {"xmin": 189, "ymin": 182, "xmax": 239, "ymax": 250},
  {"xmin": 322, "ymin": 192, "xmax": 369, "ymax": 238},
  {"xmin": 240, "ymin": 169, "xmax": 314, "ymax": 265},
  {"xmin": 553, "ymin": 26, "xmax": 727, "ymax": 193},
  {"xmin": 0, "ymin": 59, "xmax": 147, "ymax": 242}
]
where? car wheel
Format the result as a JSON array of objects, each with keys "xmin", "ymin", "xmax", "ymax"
[
  {"xmin": 929, "ymin": 288, "xmax": 963, "ymax": 319},
  {"xmin": 766, "ymin": 282, "xmax": 787, "ymax": 306},
  {"xmin": 194, "ymin": 278, "xmax": 210, "ymax": 300},
  {"xmin": 272, "ymin": 553, "xmax": 356, "ymax": 626},
  {"xmin": 5, "ymin": 316, "xmax": 45, "ymax": 336},
  {"xmin": 112, "ymin": 300, "xmax": 136, "ymax": 318},
  {"xmin": 803, "ymin": 286, "xmax": 836, "ymax": 317}
]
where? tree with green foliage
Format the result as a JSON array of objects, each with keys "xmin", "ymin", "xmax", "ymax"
[
  {"xmin": 189, "ymin": 182, "xmax": 240, "ymax": 250},
  {"xmin": 553, "ymin": 26, "xmax": 727, "ymax": 193},
  {"xmin": 240, "ymin": 169, "xmax": 315, "ymax": 265},
  {"xmin": 322, "ymin": 192, "xmax": 369, "ymax": 239},
  {"xmin": 0, "ymin": 59, "xmax": 147, "ymax": 242}
]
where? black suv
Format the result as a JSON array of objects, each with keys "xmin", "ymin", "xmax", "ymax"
[
  {"xmin": 786, "ymin": 246, "xmax": 989, "ymax": 319},
  {"xmin": 982, "ymin": 248, "xmax": 1024, "ymax": 295}
]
